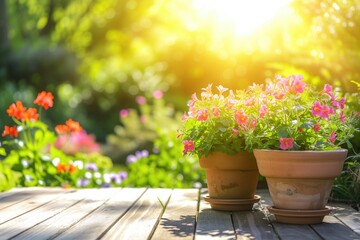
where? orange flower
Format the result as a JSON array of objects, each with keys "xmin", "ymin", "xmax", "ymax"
[
  {"xmin": 56, "ymin": 163, "xmax": 68, "ymax": 174},
  {"xmin": 55, "ymin": 119, "xmax": 83, "ymax": 135},
  {"xmin": 68, "ymin": 163, "xmax": 77, "ymax": 174},
  {"xmin": 65, "ymin": 119, "xmax": 83, "ymax": 133},
  {"xmin": 21, "ymin": 108, "xmax": 39, "ymax": 121},
  {"xmin": 34, "ymin": 91, "xmax": 54, "ymax": 110},
  {"xmin": 55, "ymin": 125, "xmax": 70, "ymax": 134},
  {"xmin": 2, "ymin": 125, "xmax": 18, "ymax": 138},
  {"xmin": 6, "ymin": 101, "xmax": 26, "ymax": 120}
]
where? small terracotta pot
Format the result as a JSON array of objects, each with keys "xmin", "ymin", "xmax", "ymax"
[
  {"xmin": 254, "ymin": 149, "xmax": 347, "ymax": 210},
  {"xmin": 200, "ymin": 151, "xmax": 259, "ymax": 199}
]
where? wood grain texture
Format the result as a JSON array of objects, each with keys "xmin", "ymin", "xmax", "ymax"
[
  {"xmin": 0, "ymin": 188, "xmax": 87, "ymax": 239},
  {"xmin": 232, "ymin": 205, "xmax": 280, "ymax": 240},
  {"xmin": 55, "ymin": 188, "xmax": 147, "ymax": 240},
  {"xmin": 152, "ymin": 188, "xmax": 199, "ymax": 240},
  {"xmin": 0, "ymin": 187, "xmax": 358, "ymax": 240},
  {"xmin": 195, "ymin": 192, "xmax": 236, "ymax": 240},
  {"xmin": 311, "ymin": 215, "xmax": 360, "ymax": 240},
  {"xmin": 101, "ymin": 188, "xmax": 172, "ymax": 240},
  {"xmin": 12, "ymin": 188, "xmax": 113, "ymax": 240},
  {"xmin": 0, "ymin": 188, "xmax": 69, "ymax": 226},
  {"xmin": 331, "ymin": 203, "xmax": 360, "ymax": 236}
]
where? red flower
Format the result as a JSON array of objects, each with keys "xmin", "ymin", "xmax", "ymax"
[
  {"xmin": 22, "ymin": 108, "xmax": 39, "ymax": 121},
  {"xmin": 34, "ymin": 91, "xmax": 54, "ymax": 110},
  {"xmin": 7, "ymin": 101, "xmax": 26, "ymax": 120},
  {"xmin": 313, "ymin": 124, "xmax": 320, "ymax": 133},
  {"xmin": 2, "ymin": 126, "xmax": 18, "ymax": 138}
]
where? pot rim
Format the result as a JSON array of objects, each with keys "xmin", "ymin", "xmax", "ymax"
[{"xmin": 253, "ymin": 149, "xmax": 348, "ymax": 154}]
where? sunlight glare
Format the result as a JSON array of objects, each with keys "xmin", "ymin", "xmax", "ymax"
[{"xmin": 192, "ymin": 0, "xmax": 293, "ymax": 37}]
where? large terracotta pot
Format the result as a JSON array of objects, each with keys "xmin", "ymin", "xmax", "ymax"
[
  {"xmin": 199, "ymin": 151, "xmax": 260, "ymax": 211},
  {"xmin": 254, "ymin": 149, "xmax": 347, "ymax": 224}
]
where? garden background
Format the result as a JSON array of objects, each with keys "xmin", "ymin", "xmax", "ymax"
[{"xmin": 0, "ymin": 0, "xmax": 359, "ymax": 207}]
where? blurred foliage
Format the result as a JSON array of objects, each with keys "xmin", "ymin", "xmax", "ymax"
[
  {"xmin": 332, "ymin": 154, "xmax": 360, "ymax": 210},
  {"xmin": 123, "ymin": 129, "xmax": 206, "ymax": 188},
  {"xmin": 1, "ymin": 0, "xmax": 360, "ymax": 143},
  {"xmin": 105, "ymin": 91, "xmax": 181, "ymax": 164}
]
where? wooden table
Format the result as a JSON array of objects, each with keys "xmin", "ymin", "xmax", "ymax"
[{"xmin": 0, "ymin": 187, "xmax": 359, "ymax": 240}]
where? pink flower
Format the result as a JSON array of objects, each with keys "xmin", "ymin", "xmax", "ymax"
[
  {"xmin": 232, "ymin": 128, "xmax": 239, "ymax": 136},
  {"xmin": 273, "ymin": 91, "xmax": 285, "ymax": 100},
  {"xmin": 216, "ymin": 85, "xmax": 228, "ymax": 95},
  {"xmin": 136, "ymin": 96, "xmax": 146, "ymax": 105},
  {"xmin": 250, "ymin": 120, "xmax": 257, "ymax": 130},
  {"xmin": 313, "ymin": 124, "xmax": 320, "ymax": 133},
  {"xmin": 312, "ymin": 101, "xmax": 331, "ymax": 119},
  {"xmin": 119, "ymin": 109, "xmax": 129, "ymax": 118},
  {"xmin": 183, "ymin": 140, "xmax": 195, "ymax": 155},
  {"xmin": 259, "ymin": 104, "xmax": 268, "ymax": 118},
  {"xmin": 328, "ymin": 131, "xmax": 336, "ymax": 143},
  {"xmin": 338, "ymin": 97, "xmax": 346, "ymax": 109},
  {"xmin": 323, "ymin": 84, "xmax": 336, "ymax": 100},
  {"xmin": 212, "ymin": 107, "xmax": 220, "ymax": 118},
  {"xmin": 153, "ymin": 90, "xmax": 163, "ymax": 99},
  {"xmin": 324, "ymin": 84, "xmax": 333, "ymax": 93},
  {"xmin": 234, "ymin": 110, "xmax": 248, "ymax": 125},
  {"xmin": 339, "ymin": 111, "xmax": 346, "ymax": 123},
  {"xmin": 245, "ymin": 98, "xmax": 256, "ymax": 106},
  {"xmin": 291, "ymin": 75, "xmax": 306, "ymax": 93},
  {"xmin": 197, "ymin": 109, "xmax": 209, "ymax": 121},
  {"xmin": 279, "ymin": 138, "xmax": 294, "ymax": 150}
]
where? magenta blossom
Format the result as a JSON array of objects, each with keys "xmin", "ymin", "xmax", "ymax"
[
  {"xmin": 136, "ymin": 96, "xmax": 146, "ymax": 105},
  {"xmin": 153, "ymin": 90, "xmax": 163, "ymax": 99},
  {"xmin": 197, "ymin": 109, "xmax": 209, "ymax": 121},
  {"xmin": 119, "ymin": 109, "xmax": 129, "ymax": 118},
  {"xmin": 183, "ymin": 140, "xmax": 195, "ymax": 155},
  {"xmin": 279, "ymin": 138, "xmax": 294, "ymax": 150},
  {"xmin": 328, "ymin": 131, "xmax": 336, "ymax": 143}
]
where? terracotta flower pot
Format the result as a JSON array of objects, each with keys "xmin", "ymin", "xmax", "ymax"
[
  {"xmin": 200, "ymin": 151, "xmax": 260, "ymax": 211},
  {"xmin": 254, "ymin": 149, "xmax": 348, "ymax": 224}
]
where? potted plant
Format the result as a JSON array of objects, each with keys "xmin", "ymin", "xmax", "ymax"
[
  {"xmin": 178, "ymin": 84, "xmax": 261, "ymax": 211},
  {"xmin": 243, "ymin": 74, "xmax": 360, "ymax": 224}
]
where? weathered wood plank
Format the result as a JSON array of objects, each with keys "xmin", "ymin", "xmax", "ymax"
[
  {"xmin": 195, "ymin": 192, "xmax": 236, "ymax": 240},
  {"xmin": 0, "ymin": 188, "xmax": 89, "ymax": 239},
  {"xmin": 0, "ymin": 187, "xmax": 67, "ymax": 210},
  {"xmin": 311, "ymin": 215, "xmax": 360, "ymax": 240},
  {"xmin": 232, "ymin": 204, "xmax": 280, "ymax": 240},
  {"xmin": 12, "ymin": 188, "xmax": 114, "ymax": 240},
  {"xmin": 331, "ymin": 203, "xmax": 360, "ymax": 235},
  {"xmin": 55, "ymin": 188, "xmax": 147, "ymax": 240},
  {"xmin": 152, "ymin": 188, "xmax": 199, "ymax": 240},
  {"xmin": 0, "ymin": 188, "xmax": 70, "ymax": 225},
  {"xmin": 101, "ymin": 188, "xmax": 172, "ymax": 240}
]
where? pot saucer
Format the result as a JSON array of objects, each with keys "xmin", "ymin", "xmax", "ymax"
[
  {"xmin": 267, "ymin": 206, "xmax": 332, "ymax": 224},
  {"xmin": 203, "ymin": 195, "xmax": 260, "ymax": 211}
]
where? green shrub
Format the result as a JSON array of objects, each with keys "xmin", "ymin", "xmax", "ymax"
[{"xmin": 123, "ymin": 129, "xmax": 206, "ymax": 188}]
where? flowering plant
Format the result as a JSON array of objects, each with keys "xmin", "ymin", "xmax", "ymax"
[
  {"xmin": 242, "ymin": 74, "xmax": 359, "ymax": 151},
  {"xmin": 178, "ymin": 85, "xmax": 260, "ymax": 157},
  {"xmin": 179, "ymin": 74, "xmax": 360, "ymax": 157},
  {"xmin": 1, "ymin": 91, "xmax": 127, "ymax": 189}
]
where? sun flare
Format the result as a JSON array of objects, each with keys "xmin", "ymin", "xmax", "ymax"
[{"xmin": 192, "ymin": 0, "xmax": 293, "ymax": 37}]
